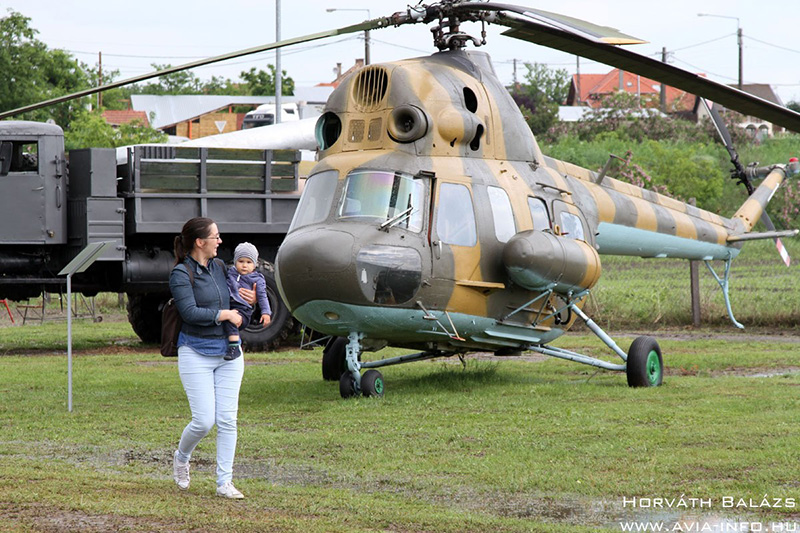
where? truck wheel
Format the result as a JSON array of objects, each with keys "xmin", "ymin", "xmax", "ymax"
[
  {"xmin": 127, "ymin": 293, "xmax": 167, "ymax": 344},
  {"xmin": 240, "ymin": 271, "xmax": 295, "ymax": 352}
]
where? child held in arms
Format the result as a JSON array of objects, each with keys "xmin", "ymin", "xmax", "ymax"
[{"xmin": 223, "ymin": 242, "xmax": 271, "ymax": 360}]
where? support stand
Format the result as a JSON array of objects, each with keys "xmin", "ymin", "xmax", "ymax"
[{"xmin": 58, "ymin": 242, "xmax": 114, "ymax": 412}]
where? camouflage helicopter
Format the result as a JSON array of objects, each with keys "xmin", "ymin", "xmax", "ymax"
[
  {"xmin": 5, "ymin": 2, "xmax": 800, "ymax": 398},
  {"xmin": 273, "ymin": 2, "xmax": 800, "ymax": 398}
]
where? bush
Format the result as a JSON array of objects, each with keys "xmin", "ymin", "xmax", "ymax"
[{"xmin": 539, "ymin": 91, "xmax": 800, "ymax": 222}]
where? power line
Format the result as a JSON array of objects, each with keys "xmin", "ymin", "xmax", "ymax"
[
  {"xmin": 670, "ymin": 55, "xmax": 738, "ymax": 82},
  {"xmin": 746, "ymin": 35, "xmax": 800, "ymax": 55},
  {"xmin": 670, "ymin": 32, "xmax": 735, "ymax": 53},
  {"xmin": 369, "ymin": 37, "xmax": 430, "ymax": 55}
]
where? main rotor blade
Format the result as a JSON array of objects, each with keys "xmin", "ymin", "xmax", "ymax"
[
  {"xmin": 0, "ymin": 19, "xmax": 386, "ymax": 121},
  {"xmin": 465, "ymin": 3, "xmax": 646, "ymax": 45},
  {"xmin": 493, "ymin": 9, "xmax": 800, "ymax": 132}
]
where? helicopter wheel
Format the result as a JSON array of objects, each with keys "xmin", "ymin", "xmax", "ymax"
[
  {"xmin": 322, "ymin": 337, "xmax": 348, "ymax": 381},
  {"xmin": 626, "ymin": 336, "xmax": 663, "ymax": 387},
  {"xmin": 361, "ymin": 370, "xmax": 385, "ymax": 398},
  {"xmin": 339, "ymin": 372, "xmax": 359, "ymax": 399}
]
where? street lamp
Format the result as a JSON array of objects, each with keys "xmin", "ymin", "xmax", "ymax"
[
  {"xmin": 697, "ymin": 13, "xmax": 743, "ymax": 90},
  {"xmin": 326, "ymin": 8, "xmax": 371, "ymax": 65}
]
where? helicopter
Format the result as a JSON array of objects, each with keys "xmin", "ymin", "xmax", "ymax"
[{"xmin": 4, "ymin": 2, "xmax": 800, "ymax": 399}]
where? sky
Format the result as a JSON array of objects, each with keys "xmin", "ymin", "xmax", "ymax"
[{"xmin": 4, "ymin": 0, "xmax": 800, "ymax": 106}]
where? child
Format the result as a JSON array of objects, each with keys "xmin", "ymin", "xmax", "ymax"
[{"xmin": 223, "ymin": 242, "xmax": 272, "ymax": 360}]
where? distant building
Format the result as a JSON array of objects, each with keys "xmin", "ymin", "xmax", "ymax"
[
  {"xmin": 567, "ymin": 69, "xmax": 698, "ymax": 115},
  {"xmin": 568, "ymin": 69, "xmax": 784, "ymax": 138},
  {"xmin": 709, "ymin": 84, "xmax": 785, "ymax": 139},
  {"xmin": 317, "ymin": 59, "xmax": 365, "ymax": 89},
  {"xmin": 101, "ymin": 109, "xmax": 150, "ymax": 128}
]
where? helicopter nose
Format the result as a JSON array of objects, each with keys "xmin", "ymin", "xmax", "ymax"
[{"xmin": 275, "ymin": 228, "xmax": 355, "ymax": 311}]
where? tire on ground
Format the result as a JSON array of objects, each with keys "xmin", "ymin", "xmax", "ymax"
[{"xmin": 127, "ymin": 293, "xmax": 168, "ymax": 344}]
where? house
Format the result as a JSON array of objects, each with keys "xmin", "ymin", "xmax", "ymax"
[
  {"xmin": 316, "ymin": 59, "xmax": 365, "ymax": 89},
  {"xmin": 566, "ymin": 69, "xmax": 698, "ymax": 114},
  {"xmin": 101, "ymin": 109, "xmax": 150, "ymax": 128},
  {"xmin": 708, "ymin": 84, "xmax": 785, "ymax": 139}
]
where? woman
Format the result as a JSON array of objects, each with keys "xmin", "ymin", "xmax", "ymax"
[{"xmin": 169, "ymin": 217, "xmax": 255, "ymax": 499}]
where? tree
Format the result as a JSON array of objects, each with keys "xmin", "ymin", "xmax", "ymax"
[
  {"xmin": 0, "ymin": 10, "xmax": 91, "ymax": 125},
  {"xmin": 239, "ymin": 65, "xmax": 295, "ymax": 96},
  {"xmin": 509, "ymin": 62, "xmax": 570, "ymax": 136},
  {"xmin": 64, "ymin": 110, "xmax": 166, "ymax": 151},
  {"xmin": 136, "ymin": 64, "xmax": 203, "ymax": 95},
  {"xmin": 787, "ymin": 101, "xmax": 800, "ymax": 114}
]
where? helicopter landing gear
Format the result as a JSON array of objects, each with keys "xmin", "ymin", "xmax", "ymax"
[
  {"xmin": 360, "ymin": 369, "xmax": 385, "ymax": 397},
  {"xmin": 339, "ymin": 332, "xmax": 364, "ymax": 399},
  {"xmin": 626, "ymin": 336, "xmax": 663, "ymax": 388},
  {"xmin": 528, "ymin": 302, "xmax": 664, "ymax": 388},
  {"xmin": 336, "ymin": 333, "xmax": 386, "ymax": 398}
]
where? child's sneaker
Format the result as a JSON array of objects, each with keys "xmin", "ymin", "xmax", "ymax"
[
  {"xmin": 224, "ymin": 343, "xmax": 242, "ymax": 361},
  {"xmin": 216, "ymin": 481, "xmax": 244, "ymax": 499}
]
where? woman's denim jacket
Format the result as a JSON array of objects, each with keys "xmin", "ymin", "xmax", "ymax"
[{"xmin": 169, "ymin": 255, "xmax": 229, "ymax": 355}]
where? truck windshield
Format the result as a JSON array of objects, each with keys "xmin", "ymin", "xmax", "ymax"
[{"xmin": 338, "ymin": 170, "xmax": 424, "ymax": 232}]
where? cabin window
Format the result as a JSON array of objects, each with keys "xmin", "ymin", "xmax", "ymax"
[
  {"xmin": 288, "ymin": 170, "xmax": 339, "ymax": 232},
  {"xmin": 338, "ymin": 170, "xmax": 424, "ymax": 232},
  {"xmin": 559, "ymin": 212, "xmax": 585, "ymax": 241},
  {"xmin": 0, "ymin": 141, "xmax": 38, "ymax": 175},
  {"xmin": 527, "ymin": 197, "xmax": 550, "ymax": 230},
  {"xmin": 487, "ymin": 186, "xmax": 516, "ymax": 243},
  {"xmin": 436, "ymin": 183, "xmax": 477, "ymax": 247}
]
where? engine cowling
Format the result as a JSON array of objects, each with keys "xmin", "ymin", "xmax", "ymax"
[{"xmin": 503, "ymin": 230, "xmax": 601, "ymax": 294}]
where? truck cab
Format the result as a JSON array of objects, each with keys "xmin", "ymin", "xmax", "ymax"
[
  {"xmin": 241, "ymin": 103, "xmax": 299, "ymax": 129},
  {"xmin": 0, "ymin": 121, "xmax": 67, "ymax": 244}
]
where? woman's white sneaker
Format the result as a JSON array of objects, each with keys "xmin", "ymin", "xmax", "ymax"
[
  {"xmin": 216, "ymin": 481, "xmax": 244, "ymax": 499},
  {"xmin": 173, "ymin": 450, "xmax": 190, "ymax": 490}
]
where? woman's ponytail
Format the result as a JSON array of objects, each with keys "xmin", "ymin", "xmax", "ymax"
[{"xmin": 174, "ymin": 217, "xmax": 215, "ymax": 266}]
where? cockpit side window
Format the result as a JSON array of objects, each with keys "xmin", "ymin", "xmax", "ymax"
[
  {"xmin": 487, "ymin": 186, "xmax": 516, "ymax": 243},
  {"xmin": 436, "ymin": 182, "xmax": 477, "ymax": 247},
  {"xmin": 560, "ymin": 212, "xmax": 586, "ymax": 241},
  {"xmin": 288, "ymin": 170, "xmax": 339, "ymax": 232},
  {"xmin": 527, "ymin": 197, "xmax": 550, "ymax": 230}
]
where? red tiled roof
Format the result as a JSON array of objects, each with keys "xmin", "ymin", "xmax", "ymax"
[
  {"xmin": 570, "ymin": 69, "xmax": 701, "ymax": 112},
  {"xmin": 102, "ymin": 110, "xmax": 149, "ymax": 127}
]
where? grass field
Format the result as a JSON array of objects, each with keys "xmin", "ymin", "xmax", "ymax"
[{"xmin": 0, "ymin": 241, "xmax": 798, "ymax": 532}]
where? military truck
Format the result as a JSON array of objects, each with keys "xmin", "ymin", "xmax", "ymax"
[{"xmin": 0, "ymin": 120, "xmax": 302, "ymax": 350}]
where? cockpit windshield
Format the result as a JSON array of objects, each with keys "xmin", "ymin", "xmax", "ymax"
[{"xmin": 338, "ymin": 170, "xmax": 424, "ymax": 232}]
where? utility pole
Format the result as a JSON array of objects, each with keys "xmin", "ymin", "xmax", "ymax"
[
  {"xmin": 513, "ymin": 58, "xmax": 517, "ymax": 87},
  {"xmin": 98, "ymin": 52, "xmax": 103, "ymax": 109},
  {"xmin": 737, "ymin": 26, "xmax": 743, "ymax": 90},
  {"xmin": 697, "ymin": 14, "xmax": 742, "ymax": 90},
  {"xmin": 575, "ymin": 56, "xmax": 581, "ymax": 105},
  {"xmin": 275, "ymin": 0, "xmax": 282, "ymax": 124},
  {"xmin": 364, "ymin": 27, "xmax": 371, "ymax": 65},
  {"xmin": 660, "ymin": 47, "xmax": 667, "ymax": 112},
  {"xmin": 326, "ymin": 8, "xmax": 371, "ymax": 65}
]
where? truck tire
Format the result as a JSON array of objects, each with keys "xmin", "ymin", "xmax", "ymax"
[
  {"xmin": 240, "ymin": 271, "xmax": 295, "ymax": 352},
  {"xmin": 127, "ymin": 293, "xmax": 168, "ymax": 344}
]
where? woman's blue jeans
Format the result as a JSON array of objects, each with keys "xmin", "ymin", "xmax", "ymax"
[{"xmin": 175, "ymin": 345, "xmax": 244, "ymax": 486}]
